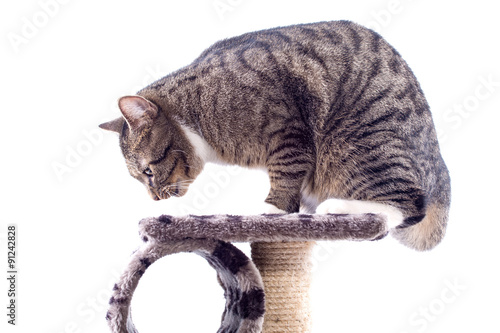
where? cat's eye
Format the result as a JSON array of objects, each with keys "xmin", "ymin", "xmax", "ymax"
[{"xmin": 143, "ymin": 167, "xmax": 153, "ymax": 177}]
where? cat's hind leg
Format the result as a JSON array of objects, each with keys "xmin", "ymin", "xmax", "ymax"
[{"xmin": 316, "ymin": 198, "xmax": 404, "ymax": 229}]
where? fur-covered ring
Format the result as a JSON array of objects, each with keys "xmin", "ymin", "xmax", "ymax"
[{"xmin": 106, "ymin": 237, "xmax": 265, "ymax": 333}]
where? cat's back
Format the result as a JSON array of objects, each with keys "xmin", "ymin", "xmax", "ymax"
[
  {"xmin": 191, "ymin": 22, "xmax": 405, "ymax": 132},
  {"xmin": 193, "ymin": 20, "xmax": 416, "ymax": 123},
  {"xmin": 196, "ymin": 20, "xmax": 389, "ymax": 62}
]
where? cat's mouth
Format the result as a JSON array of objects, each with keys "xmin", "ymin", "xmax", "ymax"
[{"xmin": 149, "ymin": 182, "xmax": 189, "ymax": 201}]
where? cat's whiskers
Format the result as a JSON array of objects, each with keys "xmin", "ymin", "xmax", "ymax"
[
  {"xmin": 160, "ymin": 182, "xmax": 188, "ymax": 199},
  {"xmin": 158, "ymin": 179, "xmax": 193, "ymax": 198}
]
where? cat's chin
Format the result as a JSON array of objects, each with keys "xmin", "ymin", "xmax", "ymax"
[
  {"xmin": 150, "ymin": 187, "xmax": 189, "ymax": 201},
  {"xmin": 148, "ymin": 190, "xmax": 171, "ymax": 201},
  {"xmin": 151, "ymin": 193, "xmax": 172, "ymax": 201}
]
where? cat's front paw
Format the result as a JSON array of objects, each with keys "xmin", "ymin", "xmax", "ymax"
[
  {"xmin": 316, "ymin": 198, "xmax": 351, "ymax": 215},
  {"xmin": 263, "ymin": 202, "xmax": 287, "ymax": 214}
]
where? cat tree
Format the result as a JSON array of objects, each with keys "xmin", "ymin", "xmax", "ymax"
[{"xmin": 106, "ymin": 213, "xmax": 388, "ymax": 332}]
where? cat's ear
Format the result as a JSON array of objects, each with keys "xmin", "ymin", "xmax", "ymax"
[
  {"xmin": 99, "ymin": 117, "xmax": 124, "ymax": 133},
  {"xmin": 118, "ymin": 95, "xmax": 159, "ymax": 132}
]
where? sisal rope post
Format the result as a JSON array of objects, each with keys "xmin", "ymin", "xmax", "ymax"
[{"xmin": 251, "ymin": 241, "xmax": 315, "ymax": 333}]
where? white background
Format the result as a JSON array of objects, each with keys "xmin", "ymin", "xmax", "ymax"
[{"xmin": 1, "ymin": 0, "xmax": 499, "ymax": 332}]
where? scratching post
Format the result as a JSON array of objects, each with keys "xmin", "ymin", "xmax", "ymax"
[
  {"xmin": 106, "ymin": 213, "xmax": 388, "ymax": 332},
  {"xmin": 251, "ymin": 241, "xmax": 314, "ymax": 332}
]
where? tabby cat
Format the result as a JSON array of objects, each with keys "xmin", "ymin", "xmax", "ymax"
[{"xmin": 100, "ymin": 20, "xmax": 450, "ymax": 251}]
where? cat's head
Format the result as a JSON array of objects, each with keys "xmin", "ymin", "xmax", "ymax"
[{"xmin": 99, "ymin": 95, "xmax": 204, "ymax": 200}]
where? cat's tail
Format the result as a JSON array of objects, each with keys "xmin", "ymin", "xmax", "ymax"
[{"xmin": 390, "ymin": 199, "xmax": 450, "ymax": 251}]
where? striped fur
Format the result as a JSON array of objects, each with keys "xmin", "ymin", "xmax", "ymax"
[{"xmin": 100, "ymin": 20, "xmax": 450, "ymax": 251}]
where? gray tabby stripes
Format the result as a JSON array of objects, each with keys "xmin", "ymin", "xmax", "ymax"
[{"xmin": 106, "ymin": 213, "xmax": 388, "ymax": 332}]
